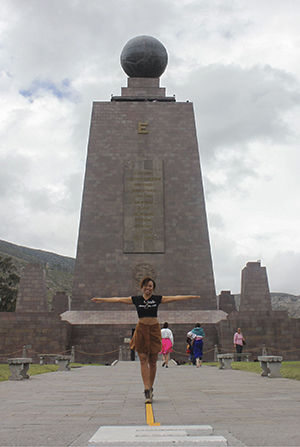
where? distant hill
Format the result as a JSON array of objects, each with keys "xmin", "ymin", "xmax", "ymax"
[{"xmin": 0, "ymin": 239, "xmax": 75, "ymax": 307}]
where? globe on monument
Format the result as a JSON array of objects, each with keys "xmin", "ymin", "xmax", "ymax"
[{"xmin": 120, "ymin": 35, "xmax": 168, "ymax": 78}]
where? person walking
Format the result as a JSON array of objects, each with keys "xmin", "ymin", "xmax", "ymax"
[
  {"xmin": 233, "ymin": 327, "xmax": 245, "ymax": 361},
  {"xmin": 187, "ymin": 323, "xmax": 205, "ymax": 367},
  {"xmin": 160, "ymin": 322, "xmax": 173, "ymax": 368},
  {"xmin": 92, "ymin": 277, "xmax": 200, "ymax": 403}
]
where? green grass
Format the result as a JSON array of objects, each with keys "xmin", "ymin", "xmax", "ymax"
[
  {"xmin": 205, "ymin": 361, "xmax": 300, "ymax": 380},
  {"xmin": 0, "ymin": 363, "xmax": 59, "ymax": 382}
]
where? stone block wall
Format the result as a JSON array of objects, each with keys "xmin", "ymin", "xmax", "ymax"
[
  {"xmin": 219, "ymin": 291, "xmax": 236, "ymax": 314},
  {"xmin": 70, "ymin": 322, "xmax": 218, "ymax": 364},
  {"xmin": 15, "ymin": 263, "xmax": 48, "ymax": 312},
  {"xmin": 217, "ymin": 311, "xmax": 300, "ymax": 360},
  {"xmin": 51, "ymin": 291, "xmax": 69, "ymax": 315},
  {"xmin": 240, "ymin": 261, "xmax": 272, "ymax": 312},
  {"xmin": 0, "ymin": 312, "xmax": 72, "ymax": 363}
]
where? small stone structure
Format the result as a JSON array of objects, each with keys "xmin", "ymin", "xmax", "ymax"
[
  {"xmin": 218, "ymin": 291, "xmax": 236, "ymax": 314},
  {"xmin": 258, "ymin": 355, "xmax": 283, "ymax": 378},
  {"xmin": 16, "ymin": 263, "xmax": 48, "ymax": 312},
  {"xmin": 51, "ymin": 291, "xmax": 69, "ymax": 315},
  {"xmin": 240, "ymin": 262, "xmax": 272, "ymax": 312},
  {"xmin": 56, "ymin": 355, "xmax": 71, "ymax": 371},
  {"xmin": 217, "ymin": 354, "xmax": 234, "ymax": 370},
  {"xmin": 7, "ymin": 358, "xmax": 32, "ymax": 380}
]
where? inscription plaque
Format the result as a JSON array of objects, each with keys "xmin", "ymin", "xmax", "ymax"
[{"xmin": 124, "ymin": 160, "xmax": 164, "ymax": 253}]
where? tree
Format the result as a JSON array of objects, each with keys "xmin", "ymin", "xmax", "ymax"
[{"xmin": 0, "ymin": 256, "xmax": 20, "ymax": 312}]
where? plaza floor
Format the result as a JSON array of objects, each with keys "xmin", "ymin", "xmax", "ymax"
[{"xmin": 0, "ymin": 361, "xmax": 299, "ymax": 446}]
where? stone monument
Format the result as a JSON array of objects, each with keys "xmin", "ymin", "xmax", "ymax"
[{"xmin": 71, "ymin": 35, "xmax": 217, "ymax": 311}]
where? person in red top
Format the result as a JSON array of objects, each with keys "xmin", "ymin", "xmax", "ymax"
[
  {"xmin": 233, "ymin": 327, "xmax": 245, "ymax": 361},
  {"xmin": 92, "ymin": 277, "xmax": 200, "ymax": 403}
]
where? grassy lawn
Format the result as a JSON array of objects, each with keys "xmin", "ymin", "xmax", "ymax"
[
  {"xmin": 0, "ymin": 363, "xmax": 59, "ymax": 382},
  {"xmin": 205, "ymin": 361, "xmax": 300, "ymax": 380}
]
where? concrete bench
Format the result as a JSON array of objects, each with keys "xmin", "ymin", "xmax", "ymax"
[
  {"xmin": 258, "ymin": 355, "xmax": 283, "ymax": 378},
  {"xmin": 38, "ymin": 354, "xmax": 58, "ymax": 365},
  {"xmin": 56, "ymin": 355, "xmax": 71, "ymax": 371},
  {"xmin": 233, "ymin": 352, "xmax": 251, "ymax": 361},
  {"xmin": 217, "ymin": 354, "xmax": 234, "ymax": 369},
  {"xmin": 7, "ymin": 358, "xmax": 33, "ymax": 380}
]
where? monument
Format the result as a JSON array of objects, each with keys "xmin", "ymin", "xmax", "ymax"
[{"xmin": 71, "ymin": 35, "xmax": 217, "ymax": 312}]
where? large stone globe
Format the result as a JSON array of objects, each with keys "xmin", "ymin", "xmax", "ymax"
[{"xmin": 120, "ymin": 35, "xmax": 168, "ymax": 78}]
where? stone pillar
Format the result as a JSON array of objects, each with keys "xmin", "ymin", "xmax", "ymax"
[
  {"xmin": 15, "ymin": 263, "xmax": 48, "ymax": 312},
  {"xmin": 239, "ymin": 261, "xmax": 272, "ymax": 313},
  {"xmin": 218, "ymin": 291, "xmax": 236, "ymax": 314},
  {"xmin": 51, "ymin": 291, "xmax": 69, "ymax": 315}
]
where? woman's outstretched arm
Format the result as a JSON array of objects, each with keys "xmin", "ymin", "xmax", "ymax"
[
  {"xmin": 91, "ymin": 297, "xmax": 132, "ymax": 304},
  {"xmin": 161, "ymin": 295, "xmax": 200, "ymax": 304}
]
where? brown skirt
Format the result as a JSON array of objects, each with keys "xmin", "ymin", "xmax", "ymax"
[{"xmin": 130, "ymin": 320, "xmax": 162, "ymax": 355}]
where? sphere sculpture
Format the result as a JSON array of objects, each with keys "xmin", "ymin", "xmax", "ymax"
[{"xmin": 120, "ymin": 35, "xmax": 168, "ymax": 78}]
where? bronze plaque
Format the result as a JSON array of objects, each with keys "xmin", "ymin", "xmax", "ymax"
[{"xmin": 124, "ymin": 160, "xmax": 164, "ymax": 253}]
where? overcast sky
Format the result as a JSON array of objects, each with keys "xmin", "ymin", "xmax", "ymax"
[{"xmin": 1, "ymin": 0, "xmax": 299, "ymax": 295}]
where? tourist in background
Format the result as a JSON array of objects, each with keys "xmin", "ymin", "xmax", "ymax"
[
  {"xmin": 233, "ymin": 327, "xmax": 245, "ymax": 361},
  {"xmin": 160, "ymin": 322, "xmax": 173, "ymax": 368},
  {"xmin": 187, "ymin": 323, "xmax": 205, "ymax": 367}
]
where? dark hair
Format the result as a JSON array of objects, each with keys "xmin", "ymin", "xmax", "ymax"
[
  {"xmin": 140, "ymin": 277, "xmax": 156, "ymax": 290},
  {"xmin": 195, "ymin": 323, "xmax": 201, "ymax": 327},
  {"xmin": 163, "ymin": 322, "xmax": 168, "ymax": 328}
]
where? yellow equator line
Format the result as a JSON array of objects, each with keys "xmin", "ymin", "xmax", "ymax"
[{"xmin": 145, "ymin": 403, "xmax": 161, "ymax": 426}]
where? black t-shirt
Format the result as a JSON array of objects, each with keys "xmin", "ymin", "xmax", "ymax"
[{"xmin": 131, "ymin": 295, "xmax": 162, "ymax": 318}]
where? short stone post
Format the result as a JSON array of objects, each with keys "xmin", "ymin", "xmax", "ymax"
[
  {"xmin": 22, "ymin": 346, "xmax": 27, "ymax": 357},
  {"xmin": 119, "ymin": 346, "xmax": 123, "ymax": 361},
  {"xmin": 214, "ymin": 345, "xmax": 218, "ymax": 362},
  {"xmin": 262, "ymin": 344, "xmax": 267, "ymax": 356},
  {"xmin": 70, "ymin": 346, "xmax": 75, "ymax": 363}
]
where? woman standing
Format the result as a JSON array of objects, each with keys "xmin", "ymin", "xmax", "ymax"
[
  {"xmin": 160, "ymin": 322, "xmax": 174, "ymax": 368},
  {"xmin": 188, "ymin": 323, "xmax": 205, "ymax": 367},
  {"xmin": 233, "ymin": 327, "xmax": 245, "ymax": 361},
  {"xmin": 92, "ymin": 277, "xmax": 200, "ymax": 403}
]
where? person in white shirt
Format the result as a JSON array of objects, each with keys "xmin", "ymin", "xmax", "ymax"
[{"xmin": 160, "ymin": 322, "xmax": 174, "ymax": 368}]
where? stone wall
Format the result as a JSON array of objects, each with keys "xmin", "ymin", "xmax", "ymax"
[
  {"xmin": 0, "ymin": 312, "xmax": 71, "ymax": 363},
  {"xmin": 70, "ymin": 322, "xmax": 218, "ymax": 364},
  {"xmin": 217, "ymin": 310, "xmax": 300, "ymax": 361},
  {"xmin": 16, "ymin": 263, "xmax": 48, "ymax": 312},
  {"xmin": 219, "ymin": 291, "xmax": 236, "ymax": 314},
  {"xmin": 240, "ymin": 261, "xmax": 272, "ymax": 312}
]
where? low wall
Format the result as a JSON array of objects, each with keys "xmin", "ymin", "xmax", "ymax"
[
  {"xmin": 217, "ymin": 311, "xmax": 300, "ymax": 361},
  {"xmin": 0, "ymin": 312, "xmax": 72, "ymax": 363}
]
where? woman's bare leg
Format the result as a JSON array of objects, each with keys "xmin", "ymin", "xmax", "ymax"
[
  {"xmin": 149, "ymin": 353, "xmax": 158, "ymax": 389},
  {"xmin": 138, "ymin": 353, "xmax": 150, "ymax": 389},
  {"xmin": 165, "ymin": 352, "xmax": 169, "ymax": 367},
  {"xmin": 138, "ymin": 352, "xmax": 158, "ymax": 389}
]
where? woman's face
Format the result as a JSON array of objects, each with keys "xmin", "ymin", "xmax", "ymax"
[
  {"xmin": 237, "ymin": 328, "xmax": 241, "ymax": 334},
  {"xmin": 143, "ymin": 280, "xmax": 154, "ymax": 297}
]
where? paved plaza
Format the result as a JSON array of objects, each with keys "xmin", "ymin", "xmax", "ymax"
[{"xmin": 0, "ymin": 361, "xmax": 299, "ymax": 446}]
